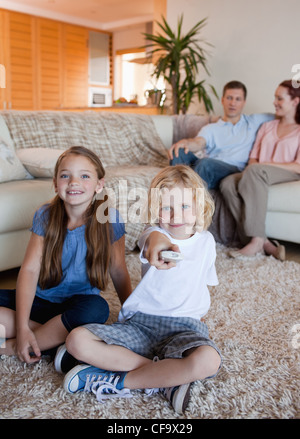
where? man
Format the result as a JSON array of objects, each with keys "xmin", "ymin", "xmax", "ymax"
[{"xmin": 169, "ymin": 81, "xmax": 274, "ymax": 189}]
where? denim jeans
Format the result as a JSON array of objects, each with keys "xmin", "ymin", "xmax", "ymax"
[
  {"xmin": 0, "ymin": 289, "xmax": 109, "ymax": 332},
  {"xmin": 170, "ymin": 149, "xmax": 240, "ymax": 189}
]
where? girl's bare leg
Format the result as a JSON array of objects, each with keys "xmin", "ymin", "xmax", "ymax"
[
  {"xmin": 32, "ymin": 315, "xmax": 69, "ymax": 351},
  {"xmin": 0, "ymin": 307, "xmax": 17, "ymax": 339},
  {"xmin": 0, "ymin": 307, "xmax": 41, "ymax": 354},
  {"xmin": 0, "ymin": 313, "xmax": 68, "ymax": 357}
]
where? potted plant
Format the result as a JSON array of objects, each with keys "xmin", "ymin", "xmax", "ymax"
[
  {"xmin": 144, "ymin": 88, "xmax": 165, "ymax": 106},
  {"xmin": 144, "ymin": 15, "xmax": 217, "ymax": 114}
]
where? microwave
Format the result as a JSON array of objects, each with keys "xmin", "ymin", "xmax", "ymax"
[{"xmin": 88, "ymin": 87, "xmax": 112, "ymax": 107}]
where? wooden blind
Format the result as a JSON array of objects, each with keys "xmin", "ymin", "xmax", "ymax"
[
  {"xmin": 63, "ymin": 24, "xmax": 88, "ymax": 108},
  {"xmin": 36, "ymin": 18, "xmax": 63, "ymax": 110},
  {"xmin": 8, "ymin": 11, "xmax": 37, "ymax": 109}
]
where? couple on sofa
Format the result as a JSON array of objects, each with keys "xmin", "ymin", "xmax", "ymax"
[{"xmin": 169, "ymin": 79, "xmax": 300, "ymax": 260}]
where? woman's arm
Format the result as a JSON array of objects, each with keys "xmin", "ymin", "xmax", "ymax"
[
  {"xmin": 247, "ymin": 158, "xmax": 258, "ymax": 165},
  {"xmin": 109, "ymin": 236, "xmax": 132, "ymax": 304},
  {"xmin": 15, "ymin": 232, "xmax": 44, "ymax": 363}
]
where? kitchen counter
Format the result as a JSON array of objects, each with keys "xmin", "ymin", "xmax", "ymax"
[{"xmin": 56, "ymin": 105, "xmax": 162, "ymax": 115}]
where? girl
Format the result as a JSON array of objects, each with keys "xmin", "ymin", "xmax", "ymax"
[
  {"xmin": 220, "ymin": 79, "xmax": 300, "ymax": 259},
  {"xmin": 59, "ymin": 165, "xmax": 221, "ymax": 414},
  {"xmin": 0, "ymin": 146, "xmax": 131, "ymax": 364}
]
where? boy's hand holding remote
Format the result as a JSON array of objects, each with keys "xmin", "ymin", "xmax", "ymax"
[{"xmin": 144, "ymin": 231, "xmax": 181, "ymax": 270}]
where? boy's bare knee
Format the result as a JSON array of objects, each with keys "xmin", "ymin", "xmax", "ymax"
[
  {"xmin": 208, "ymin": 348, "xmax": 222, "ymax": 376},
  {"xmin": 66, "ymin": 327, "xmax": 87, "ymax": 358},
  {"xmin": 192, "ymin": 345, "xmax": 221, "ymax": 379}
]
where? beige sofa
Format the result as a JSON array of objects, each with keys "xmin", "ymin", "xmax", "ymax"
[{"xmin": 0, "ymin": 110, "xmax": 299, "ymax": 272}]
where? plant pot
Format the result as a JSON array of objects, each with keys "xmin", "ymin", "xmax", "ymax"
[{"xmin": 145, "ymin": 89, "xmax": 164, "ymax": 106}]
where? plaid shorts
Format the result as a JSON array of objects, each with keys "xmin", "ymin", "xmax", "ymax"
[{"xmin": 84, "ymin": 311, "xmax": 221, "ymax": 361}]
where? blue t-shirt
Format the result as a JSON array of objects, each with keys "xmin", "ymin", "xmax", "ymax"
[
  {"xmin": 198, "ymin": 113, "xmax": 274, "ymax": 170},
  {"xmin": 31, "ymin": 205, "xmax": 125, "ymax": 303}
]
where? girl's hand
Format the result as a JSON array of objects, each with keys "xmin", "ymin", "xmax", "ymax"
[
  {"xmin": 144, "ymin": 232, "xmax": 180, "ymax": 270},
  {"xmin": 16, "ymin": 327, "xmax": 41, "ymax": 364}
]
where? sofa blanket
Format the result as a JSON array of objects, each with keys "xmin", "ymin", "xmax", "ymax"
[
  {"xmin": 1, "ymin": 111, "xmax": 168, "ymax": 168},
  {"xmin": 1, "ymin": 111, "xmax": 170, "ymax": 250}
]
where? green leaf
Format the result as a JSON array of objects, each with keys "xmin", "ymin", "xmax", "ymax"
[{"xmin": 142, "ymin": 14, "xmax": 217, "ymax": 114}]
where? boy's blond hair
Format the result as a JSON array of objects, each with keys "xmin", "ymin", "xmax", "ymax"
[{"xmin": 146, "ymin": 165, "xmax": 215, "ymax": 232}]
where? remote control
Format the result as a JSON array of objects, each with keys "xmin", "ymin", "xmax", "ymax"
[{"xmin": 160, "ymin": 250, "xmax": 184, "ymax": 262}]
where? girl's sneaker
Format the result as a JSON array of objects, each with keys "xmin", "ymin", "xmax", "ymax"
[
  {"xmin": 63, "ymin": 364, "xmax": 132, "ymax": 402},
  {"xmin": 54, "ymin": 344, "xmax": 79, "ymax": 373}
]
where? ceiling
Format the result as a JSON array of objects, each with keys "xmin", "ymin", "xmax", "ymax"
[{"xmin": 0, "ymin": 0, "xmax": 154, "ymax": 30}]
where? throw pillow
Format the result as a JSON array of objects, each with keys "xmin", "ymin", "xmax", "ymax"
[
  {"xmin": 16, "ymin": 148, "xmax": 64, "ymax": 178},
  {"xmin": 0, "ymin": 138, "xmax": 28, "ymax": 183}
]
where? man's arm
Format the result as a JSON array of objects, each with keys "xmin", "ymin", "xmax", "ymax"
[{"xmin": 168, "ymin": 136, "xmax": 206, "ymax": 160}]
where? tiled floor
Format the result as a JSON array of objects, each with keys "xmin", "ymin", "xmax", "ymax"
[{"xmin": 0, "ymin": 241, "xmax": 299, "ymax": 290}]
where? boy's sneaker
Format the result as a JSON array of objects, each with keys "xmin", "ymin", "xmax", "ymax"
[
  {"xmin": 54, "ymin": 344, "xmax": 79, "ymax": 373},
  {"xmin": 161, "ymin": 383, "xmax": 191, "ymax": 414},
  {"xmin": 63, "ymin": 364, "xmax": 132, "ymax": 402}
]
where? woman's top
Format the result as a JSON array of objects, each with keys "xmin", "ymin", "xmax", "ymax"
[
  {"xmin": 250, "ymin": 119, "xmax": 300, "ymax": 164},
  {"xmin": 31, "ymin": 205, "xmax": 125, "ymax": 303}
]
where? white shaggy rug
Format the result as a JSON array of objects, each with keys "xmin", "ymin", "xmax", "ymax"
[{"xmin": 0, "ymin": 245, "xmax": 299, "ymax": 419}]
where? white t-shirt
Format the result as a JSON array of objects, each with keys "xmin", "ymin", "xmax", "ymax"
[{"xmin": 119, "ymin": 227, "xmax": 218, "ymax": 322}]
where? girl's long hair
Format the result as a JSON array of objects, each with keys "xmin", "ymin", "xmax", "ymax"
[{"xmin": 39, "ymin": 146, "xmax": 111, "ymax": 291}]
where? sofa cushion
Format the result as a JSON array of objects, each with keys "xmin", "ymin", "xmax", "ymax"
[
  {"xmin": 17, "ymin": 148, "xmax": 64, "ymax": 177},
  {"xmin": 0, "ymin": 179, "xmax": 55, "ymax": 233},
  {"xmin": 267, "ymin": 180, "xmax": 300, "ymax": 213},
  {"xmin": 0, "ymin": 138, "xmax": 28, "ymax": 183},
  {"xmin": 0, "ymin": 115, "xmax": 15, "ymax": 148}
]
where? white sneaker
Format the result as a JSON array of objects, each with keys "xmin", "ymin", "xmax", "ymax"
[{"xmin": 161, "ymin": 383, "xmax": 191, "ymax": 414}]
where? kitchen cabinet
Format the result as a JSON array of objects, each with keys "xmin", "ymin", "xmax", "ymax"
[
  {"xmin": 62, "ymin": 24, "xmax": 89, "ymax": 108},
  {"xmin": 0, "ymin": 10, "xmax": 37, "ymax": 110},
  {"xmin": 36, "ymin": 17, "xmax": 63, "ymax": 110},
  {"xmin": 0, "ymin": 9, "xmax": 111, "ymax": 110},
  {"xmin": 0, "ymin": 10, "xmax": 7, "ymax": 107}
]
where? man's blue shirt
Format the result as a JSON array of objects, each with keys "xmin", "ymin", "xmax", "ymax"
[{"xmin": 198, "ymin": 113, "xmax": 274, "ymax": 170}]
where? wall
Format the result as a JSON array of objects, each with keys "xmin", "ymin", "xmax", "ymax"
[
  {"xmin": 113, "ymin": 23, "xmax": 147, "ymax": 52},
  {"xmin": 166, "ymin": 0, "xmax": 300, "ymax": 115},
  {"xmin": 112, "ymin": 23, "xmax": 148, "ymax": 102}
]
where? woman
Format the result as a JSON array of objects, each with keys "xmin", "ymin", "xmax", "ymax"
[{"xmin": 220, "ymin": 80, "xmax": 300, "ymax": 259}]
